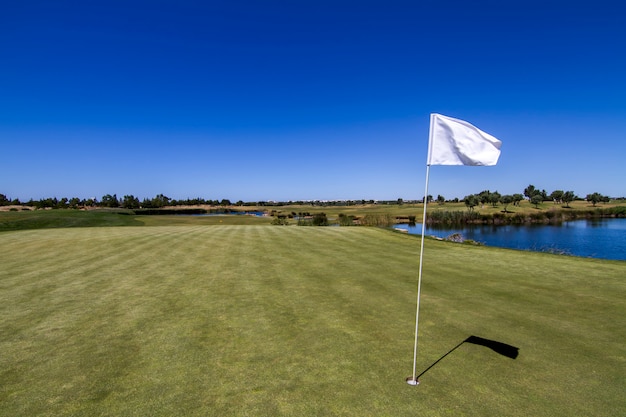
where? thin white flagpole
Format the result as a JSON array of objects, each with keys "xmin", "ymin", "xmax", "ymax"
[{"xmin": 408, "ymin": 114, "xmax": 435, "ymax": 386}]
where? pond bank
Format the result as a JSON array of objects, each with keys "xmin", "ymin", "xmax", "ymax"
[{"xmin": 411, "ymin": 206, "xmax": 626, "ymax": 226}]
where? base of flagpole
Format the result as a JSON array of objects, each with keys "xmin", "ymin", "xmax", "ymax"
[{"xmin": 405, "ymin": 377, "xmax": 419, "ymax": 386}]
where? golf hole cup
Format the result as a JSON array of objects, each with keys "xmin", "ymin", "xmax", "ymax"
[{"xmin": 406, "ymin": 377, "xmax": 419, "ymax": 386}]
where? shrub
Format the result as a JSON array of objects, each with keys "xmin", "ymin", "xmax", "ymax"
[
  {"xmin": 361, "ymin": 214, "xmax": 394, "ymax": 227},
  {"xmin": 312, "ymin": 213, "xmax": 328, "ymax": 226},
  {"xmin": 338, "ymin": 214, "xmax": 356, "ymax": 226},
  {"xmin": 297, "ymin": 213, "xmax": 328, "ymax": 226},
  {"xmin": 271, "ymin": 216, "xmax": 289, "ymax": 225}
]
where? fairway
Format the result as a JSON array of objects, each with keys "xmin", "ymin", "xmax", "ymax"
[{"xmin": 1, "ymin": 226, "xmax": 625, "ymax": 416}]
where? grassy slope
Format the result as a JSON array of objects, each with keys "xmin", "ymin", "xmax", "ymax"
[
  {"xmin": 0, "ymin": 209, "xmax": 273, "ymax": 231},
  {"xmin": 272, "ymin": 199, "xmax": 626, "ymax": 221},
  {"xmin": 1, "ymin": 226, "xmax": 624, "ymax": 416},
  {"xmin": 1, "ymin": 199, "xmax": 624, "ymax": 232},
  {"xmin": 0, "ymin": 209, "xmax": 143, "ymax": 231}
]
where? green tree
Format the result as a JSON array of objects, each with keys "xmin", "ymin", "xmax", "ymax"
[
  {"xmin": 151, "ymin": 194, "xmax": 170, "ymax": 208},
  {"xmin": 0, "ymin": 194, "xmax": 11, "ymax": 206},
  {"xmin": 437, "ymin": 195, "xmax": 445, "ymax": 205},
  {"xmin": 586, "ymin": 192, "xmax": 605, "ymax": 206},
  {"xmin": 464, "ymin": 194, "xmax": 479, "ymax": 211},
  {"xmin": 476, "ymin": 191, "xmax": 487, "ymax": 208},
  {"xmin": 512, "ymin": 193, "xmax": 524, "ymax": 206},
  {"xmin": 101, "ymin": 194, "xmax": 119, "ymax": 208},
  {"xmin": 524, "ymin": 184, "xmax": 537, "ymax": 201},
  {"xmin": 562, "ymin": 191, "xmax": 575, "ymax": 208},
  {"xmin": 501, "ymin": 195, "xmax": 514, "ymax": 212},
  {"xmin": 550, "ymin": 190, "xmax": 564, "ymax": 204},
  {"xmin": 122, "ymin": 195, "xmax": 140, "ymax": 209},
  {"xmin": 68, "ymin": 197, "xmax": 81, "ymax": 209},
  {"xmin": 530, "ymin": 194, "xmax": 543, "ymax": 208},
  {"xmin": 37, "ymin": 197, "xmax": 58, "ymax": 209},
  {"xmin": 489, "ymin": 191, "xmax": 501, "ymax": 207}
]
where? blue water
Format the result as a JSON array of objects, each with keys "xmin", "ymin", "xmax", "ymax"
[{"xmin": 394, "ymin": 218, "xmax": 626, "ymax": 261}]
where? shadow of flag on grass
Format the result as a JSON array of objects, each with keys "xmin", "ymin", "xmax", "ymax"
[
  {"xmin": 418, "ymin": 335, "xmax": 518, "ymax": 379},
  {"xmin": 465, "ymin": 335, "xmax": 519, "ymax": 359}
]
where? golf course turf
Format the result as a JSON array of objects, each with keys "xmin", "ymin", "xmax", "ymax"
[{"xmin": 1, "ymin": 225, "xmax": 624, "ymax": 416}]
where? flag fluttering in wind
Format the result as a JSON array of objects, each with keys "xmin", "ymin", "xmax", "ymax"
[
  {"xmin": 428, "ymin": 113, "xmax": 502, "ymax": 166},
  {"xmin": 407, "ymin": 113, "xmax": 502, "ymax": 386}
]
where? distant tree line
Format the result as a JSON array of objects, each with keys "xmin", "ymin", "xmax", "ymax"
[
  {"xmin": 0, "ymin": 186, "xmax": 618, "ymax": 211},
  {"xmin": 0, "ymin": 193, "xmax": 421, "ymax": 210},
  {"xmin": 0, "ymin": 193, "xmax": 240, "ymax": 210},
  {"xmin": 451, "ymin": 185, "xmax": 612, "ymax": 212}
]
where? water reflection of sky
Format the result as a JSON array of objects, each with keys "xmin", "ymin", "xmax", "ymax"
[{"xmin": 396, "ymin": 219, "xmax": 626, "ymax": 261}]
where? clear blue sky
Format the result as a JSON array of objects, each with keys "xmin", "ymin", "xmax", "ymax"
[{"xmin": 2, "ymin": 0, "xmax": 625, "ymax": 202}]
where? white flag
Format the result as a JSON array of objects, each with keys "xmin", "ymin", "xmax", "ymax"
[{"xmin": 428, "ymin": 113, "xmax": 502, "ymax": 166}]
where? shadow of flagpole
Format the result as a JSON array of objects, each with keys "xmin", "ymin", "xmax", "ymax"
[{"xmin": 417, "ymin": 335, "xmax": 519, "ymax": 379}]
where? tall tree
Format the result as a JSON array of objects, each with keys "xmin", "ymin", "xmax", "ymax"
[
  {"xmin": 562, "ymin": 191, "xmax": 575, "ymax": 208},
  {"xmin": 530, "ymin": 194, "xmax": 543, "ymax": 208},
  {"xmin": 489, "ymin": 191, "xmax": 501, "ymax": 207},
  {"xmin": 524, "ymin": 184, "xmax": 536, "ymax": 201},
  {"xmin": 69, "ymin": 197, "xmax": 81, "ymax": 209},
  {"xmin": 512, "ymin": 194, "xmax": 524, "ymax": 206},
  {"xmin": 101, "ymin": 194, "xmax": 119, "ymax": 208},
  {"xmin": 586, "ymin": 192, "xmax": 605, "ymax": 206},
  {"xmin": 464, "ymin": 194, "xmax": 479, "ymax": 211},
  {"xmin": 501, "ymin": 195, "xmax": 514, "ymax": 212},
  {"xmin": 478, "ymin": 190, "xmax": 491, "ymax": 208},
  {"xmin": 550, "ymin": 190, "xmax": 564, "ymax": 204},
  {"xmin": 151, "ymin": 194, "xmax": 170, "ymax": 208},
  {"xmin": 122, "ymin": 195, "xmax": 140, "ymax": 209}
]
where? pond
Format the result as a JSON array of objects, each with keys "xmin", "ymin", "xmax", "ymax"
[{"xmin": 393, "ymin": 218, "xmax": 626, "ymax": 261}]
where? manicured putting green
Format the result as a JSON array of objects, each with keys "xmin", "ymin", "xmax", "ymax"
[{"xmin": 1, "ymin": 226, "xmax": 624, "ymax": 416}]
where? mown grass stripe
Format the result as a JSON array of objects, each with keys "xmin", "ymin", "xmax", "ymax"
[{"xmin": 1, "ymin": 226, "xmax": 624, "ymax": 416}]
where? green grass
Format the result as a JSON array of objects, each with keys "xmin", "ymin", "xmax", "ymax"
[
  {"xmin": 0, "ymin": 208, "xmax": 144, "ymax": 231},
  {"xmin": 2, "ymin": 199, "xmax": 624, "ymax": 232},
  {"xmin": 259, "ymin": 199, "xmax": 626, "ymax": 220},
  {"xmin": 1, "ymin": 226, "xmax": 624, "ymax": 416},
  {"xmin": 0, "ymin": 209, "xmax": 272, "ymax": 231}
]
